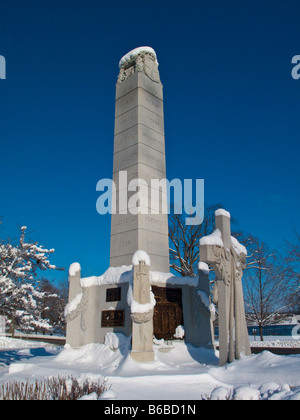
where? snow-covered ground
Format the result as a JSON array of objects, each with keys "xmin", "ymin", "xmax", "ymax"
[
  {"xmin": 0, "ymin": 335, "xmax": 300, "ymax": 400},
  {"xmin": 249, "ymin": 336, "xmax": 300, "ymax": 348}
]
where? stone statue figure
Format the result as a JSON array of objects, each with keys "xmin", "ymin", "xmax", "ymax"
[{"xmin": 200, "ymin": 209, "xmax": 251, "ymax": 366}]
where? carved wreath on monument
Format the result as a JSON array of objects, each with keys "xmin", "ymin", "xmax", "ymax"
[
  {"xmin": 118, "ymin": 51, "xmax": 160, "ymax": 84},
  {"xmin": 131, "ymin": 310, "xmax": 153, "ymax": 324},
  {"xmin": 210, "ymin": 245, "xmax": 247, "ymax": 286}
]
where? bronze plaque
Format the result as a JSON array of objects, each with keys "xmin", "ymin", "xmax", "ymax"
[{"xmin": 101, "ymin": 310, "xmax": 125, "ymax": 327}]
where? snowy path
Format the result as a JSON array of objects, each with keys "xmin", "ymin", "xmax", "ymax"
[{"xmin": 0, "ymin": 337, "xmax": 300, "ymax": 400}]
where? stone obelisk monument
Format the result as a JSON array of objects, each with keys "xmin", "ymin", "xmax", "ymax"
[{"xmin": 110, "ymin": 47, "xmax": 169, "ymax": 272}]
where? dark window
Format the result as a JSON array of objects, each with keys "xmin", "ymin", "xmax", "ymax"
[
  {"xmin": 101, "ymin": 310, "xmax": 125, "ymax": 327},
  {"xmin": 106, "ymin": 287, "xmax": 121, "ymax": 302}
]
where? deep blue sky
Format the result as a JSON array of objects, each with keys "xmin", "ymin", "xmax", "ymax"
[{"xmin": 0, "ymin": 0, "xmax": 299, "ymax": 281}]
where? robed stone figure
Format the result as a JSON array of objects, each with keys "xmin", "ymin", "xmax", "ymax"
[{"xmin": 200, "ymin": 209, "xmax": 251, "ymax": 366}]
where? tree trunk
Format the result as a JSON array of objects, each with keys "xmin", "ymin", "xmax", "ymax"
[
  {"xmin": 259, "ymin": 323, "xmax": 264, "ymax": 341},
  {"xmin": 10, "ymin": 321, "xmax": 16, "ymax": 338}
]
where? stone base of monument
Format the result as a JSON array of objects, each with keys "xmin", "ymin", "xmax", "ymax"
[
  {"xmin": 131, "ymin": 350, "xmax": 155, "ymax": 363},
  {"xmin": 65, "ymin": 252, "xmax": 215, "ymax": 357}
]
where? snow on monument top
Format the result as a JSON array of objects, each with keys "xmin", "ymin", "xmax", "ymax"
[
  {"xmin": 198, "ymin": 261, "xmax": 210, "ymax": 274},
  {"xmin": 200, "ymin": 229, "xmax": 247, "ymax": 256},
  {"xmin": 69, "ymin": 262, "xmax": 81, "ymax": 276},
  {"xmin": 200, "ymin": 229, "xmax": 224, "ymax": 248},
  {"xmin": 215, "ymin": 209, "xmax": 231, "ymax": 219},
  {"xmin": 132, "ymin": 250, "xmax": 151, "ymax": 266},
  {"xmin": 119, "ymin": 46, "xmax": 157, "ymax": 68}
]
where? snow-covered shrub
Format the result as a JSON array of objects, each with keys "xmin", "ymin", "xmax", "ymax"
[{"xmin": 0, "ymin": 376, "xmax": 107, "ymax": 400}]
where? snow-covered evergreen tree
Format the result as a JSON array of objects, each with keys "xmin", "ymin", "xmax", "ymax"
[
  {"xmin": 39, "ymin": 278, "xmax": 68, "ymax": 335},
  {"xmin": 0, "ymin": 223, "xmax": 63, "ymax": 334}
]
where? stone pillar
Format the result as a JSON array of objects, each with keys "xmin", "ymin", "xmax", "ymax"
[
  {"xmin": 66, "ymin": 262, "xmax": 82, "ymax": 348},
  {"xmin": 197, "ymin": 263, "xmax": 215, "ymax": 349},
  {"xmin": 130, "ymin": 251, "xmax": 155, "ymax": 362}
]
